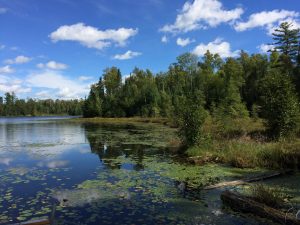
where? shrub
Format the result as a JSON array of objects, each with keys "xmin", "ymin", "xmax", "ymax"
[{"xmin": 177, "ymin": 93, "xmax": 208, "ymax": 147}]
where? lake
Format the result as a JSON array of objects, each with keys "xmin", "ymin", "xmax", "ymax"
[{"xmin": 0, "ymin": 117, "xmax": 278, "ymax": 224}]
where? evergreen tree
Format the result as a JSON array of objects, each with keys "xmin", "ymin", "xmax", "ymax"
[{"xmin": 272, "ymin": 22, "xmax": 299, "ymax": 62}]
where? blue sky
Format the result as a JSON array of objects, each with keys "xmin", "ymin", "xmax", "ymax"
[{"xmin": 0, "ymin": 0, "xmax": 299, "ymax": 99}]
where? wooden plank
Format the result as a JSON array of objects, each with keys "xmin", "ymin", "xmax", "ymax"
[{"xmin": 221, "ymin": 190, "xmax": 300, "ymax": 225}]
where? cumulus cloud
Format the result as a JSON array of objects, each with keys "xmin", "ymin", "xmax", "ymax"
[
  {"xmin": 192, "ymin": 38, "xmax": 239, "ymax": 58},
  {"xmin": 0, "ymin": 75, "xmax": 31, "ymax": 94},
  {"xmin": 37, "ymin": 61, "xmax": 68, "ymax": 70},
  {"xmin": 234, "ymin": 10, "xmax": 300, "ymax": 34},
  {"xmin": 0, "ymin": 65, "xmax": 14, "ymax": 74},
  {"xmin": 176, "ymin": 37, "xmax": 195, "ymax": 47},
  {"xmin": 27, "ymin": 70, "xmax": 91, "ymax": 99},
  {"xmin": 160, "ymin": 0, "xmax": 243, "ymax": 33},
  {"xmin": 161, "ymin": 35, "xmax": 168, "ymax": 43},
  {"xmin": 113, "ymin": 50, "xmax": 142, "ymax": 60},
  {"xmin": 50, "ymin": 23, "xmax": 138, "ymax": 49},
  {"xmin": 4, "ymin": 55, "xmax": 31, "ymax": 64},
  {"xmin": 258, "ymin": 44, "xmax": 275, "ymax": 53},
  {"xmin": 0, "ymin": 8, "xmax": 7, "ymax": 14}
]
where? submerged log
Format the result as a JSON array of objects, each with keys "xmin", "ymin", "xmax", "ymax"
[
  {"xmin": 221, "ymin": 191, "xmax": 300, "ymax": 225},
  {"xmin": 204, "ymin": 170, "xmax": 292, "ymax": 190}
]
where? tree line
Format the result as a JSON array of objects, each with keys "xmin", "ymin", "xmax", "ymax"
[
  {"xmin": 83, "ymin": 22, "xmax": 300, "ymax": 141},
  {"xmin": 0, "ymin": 92, "xmax": 83, "ymax": 116}
]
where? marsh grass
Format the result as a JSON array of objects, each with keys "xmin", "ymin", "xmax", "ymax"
[
  {"xmin": 250, "ymin": 184, "xmax": 286, "ymax": 208},
  {"xmin": 187, "ymin": 117, "xmax": 300, "ymax": 169}
]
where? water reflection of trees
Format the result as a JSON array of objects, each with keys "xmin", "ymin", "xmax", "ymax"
[{"xmin": 84, "ymin": 124, "xmax": 147, "ymax": 170}]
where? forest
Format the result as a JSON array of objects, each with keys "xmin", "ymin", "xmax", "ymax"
[
  {"xmin": 83, "ymin": 22, "xmax": 300, "ymax": 142},
  {"xmin": 0, "ymin": 92, "xmax": 83, "ymax": 116}
]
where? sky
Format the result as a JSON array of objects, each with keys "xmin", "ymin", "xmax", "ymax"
[{"xmin": 0, "ymin": 0, "xmax": 299, "ymax": 99}]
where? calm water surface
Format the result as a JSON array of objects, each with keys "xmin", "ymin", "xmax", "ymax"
[{"xmin": 0, "ymin": 117, "xmax": 276, "ymax": 224}]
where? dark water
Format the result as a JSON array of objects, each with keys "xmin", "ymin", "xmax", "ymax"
[{"xmin": 0, "ymin": 117, "xmax": 276, "ymax": 225}]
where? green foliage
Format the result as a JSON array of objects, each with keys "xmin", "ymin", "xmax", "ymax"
[
  {"xmin": 239, "ymin": 51, "xmax": 268, "ymax": 112},
  {"xmin": 272, "ymin": 22, "xmax": 299, "ymax": 62},
  {"xmin": 175, "ymin": 52, "xmax": 198, "ymax": 73},
  {"xmin": 80, "ymin": 22, "xmax": 300, "ymax": 142},
  {"xmin": 102, "ymin": 67, "xmax": 124, "ymax": 117},
  {"xmin": 0, "ymin": 92, "xmax": 83, "ymax": 116},
  {"xmin": 177, "ymin": 93, "xmax": 208, "ymax": 147},
  {"xmin": 82, "ymin": 84, "xmax": 102, "ymax": 117},
  {"xmin": 259, "ymin": 70, "xmax": 300, "ymax": 138}
]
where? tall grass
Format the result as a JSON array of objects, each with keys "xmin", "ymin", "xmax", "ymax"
[
  {"xmin": 250, "ymin": 184, "xmax": 285, "ymax": 208},
  {"xmin": 186, "ymin": 117, "xmax": 300, "ymax": 169}
]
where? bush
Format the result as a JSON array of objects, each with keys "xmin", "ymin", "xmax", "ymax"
[{"xmin": 177, "ymin": 94, "xmax": 208, "ymax": 147}]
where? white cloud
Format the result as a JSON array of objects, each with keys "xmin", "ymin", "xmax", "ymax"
[
  {"xmin": 160, "ymin": 0, "xmax": 243, "ymax": 33},
  {"xmin": 4, "ymin": 55, "xmax": 31, "ymax": 64},
  {"xmin": 37, "ymin": 61, "xmax": 68, "ymax": 70},
  {"xmin": 37, "ymin": 160, "xmax": 69, "ymax": 168},
  {"xmin": 234, "ymin": 10, "xmax": 300, "ymax": 33},
  {"xmin": 27, "ymin": 70, "xmax": 91, "ymax": 99},
  {"xmin": 258, "ymin": 44, "xmax": 275, "ymax": 53},
  {"xmin": 35, "ymin": 90, "xmax": 51, "ymax": 99},
  {"xmin": 161, "ymin": 35, "xmax": 168, "ymax": 43},
  {"xmin": 50, "ymin": 23, "xmax": 138, "ymax": 49},
  {"xmin": 122, "ymin": 74, "xmax": 131, "ymax": 83},
  {"xmin": 46, "ymin": 61, "xmax": 68, "ymax": 70},
  {"xmin": 0, "ymin": 84, "xmax": 31, "ymax": 94},
  {"xmin": 0, "ymin": 75, "xmax": 31, "ymax": 94},
  {"xmin": 0, "ymin": 158, "xmax": 13, "ymax": 166},
  {"xmin": 0, "ymin": 44, "xmax": 5, "ymax": 50},
  {"xmin": 0, "ymin": 65, "xmax": 14, "ymax": 74},
  {"xmin": 113, "ymin": 50, "xmax": 142, "ymax": 60},
  {"xmin": 0, "ymin": 8, "xmax": 7, "ymax": 14},
  {"xmin": 267, "ymin": 17, "xmax": 300, "ymax": 36},
  {"xmin": 192, "ymin": 38, "xmax": 239, "ymax": 58},
  {"xmin": 78, "ymin": 76, "xmax": 93, "ymax": 81},
  {"xmin": 176, "ymin": 37, "xmax": 195, "ymax": 47}
]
